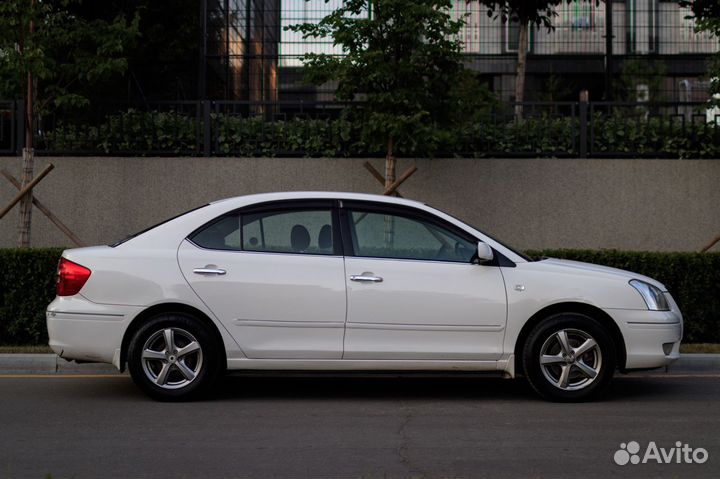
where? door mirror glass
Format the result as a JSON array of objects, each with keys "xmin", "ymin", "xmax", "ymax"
[{"xmin": 477, "ymin": 242, "xmax": 494, "ymax": 263}]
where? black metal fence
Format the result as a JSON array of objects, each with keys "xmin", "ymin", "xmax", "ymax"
[
  {"xmin": 1, "ymin": 99, "xmax": 718, "ymax": 158},
  {"xmin": 0, "ymin": 101, "xmax": 21, "ymax": 155}
]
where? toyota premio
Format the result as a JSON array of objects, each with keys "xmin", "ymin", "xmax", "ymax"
[{"xmin": 47, "ymin": 192, "xmax": 683, "ymax": 401}]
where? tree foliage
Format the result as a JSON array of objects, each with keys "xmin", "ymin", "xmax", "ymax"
[
  {"xmin": 474, "ymin": 0, "xmax": 563, "ymax": 29},
  {"xmin": 474, "ymin": 1, "xmax": 602, "ymax": 33},
  {"xmin": 0, "ymin": 0, "xmax": 139, "ymax": 113},
  {"xmin": 287, "ymin": 0, "xmax": 468, "ymax": 158},
  {"xmin": 679, "ymin": 0, "xmax": 720, "ymax": 35}
]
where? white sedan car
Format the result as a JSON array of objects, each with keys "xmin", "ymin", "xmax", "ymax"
[{"xmin": 47, "ymin": 192, "xmax": 682, "ymax": 401}]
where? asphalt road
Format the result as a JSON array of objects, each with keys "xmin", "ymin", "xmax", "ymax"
[{"xmin": 0, "ymin": 373, "xmax": 718, "ymax": 479}]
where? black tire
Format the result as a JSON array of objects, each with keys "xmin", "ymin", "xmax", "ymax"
[
  {"xmin": 127, "ymin": 313, "xmax": 222, "ymax": 401},
  {"xmin": 522, "ymin": 313, "xmax": 616, "ymax": 402}
]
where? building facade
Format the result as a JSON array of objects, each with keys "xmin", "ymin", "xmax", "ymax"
[{"xmin": 202, "ymin": 0, "xmax": 718, "ymax": 103}]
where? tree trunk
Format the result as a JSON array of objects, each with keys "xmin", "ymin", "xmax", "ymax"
[
  {"xmin": 18, "ymin": 0, "xmax": 36, "ymax": 248},
  {"xmin": 384, "ymin": 136, "xmax": 396, "ymax": 191},
  {"xmin": 18, "ymin": 79, "xmax": 35, "ymax": 247},
  {"xmin": 384, "ymin": 136, "xmax": 395, "ymax": 247},
  {"xmin": 17, "ymin": 147, "xmax": 34, "ymax": 247},
  {"xmin": 514, "ymin": 20, "xmax": 529, "ymax": 121}
]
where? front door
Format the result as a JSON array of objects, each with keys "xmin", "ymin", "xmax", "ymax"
[{"xmin": 341, "ymin": 204, "xmax": 508, "ymax": 360}]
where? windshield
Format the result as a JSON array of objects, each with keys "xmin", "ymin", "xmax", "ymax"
[{"xmin": 110, "ymin": 204, "xmax": 209, "ymax": 247}]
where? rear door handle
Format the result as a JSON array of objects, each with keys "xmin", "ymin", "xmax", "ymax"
[
  {"xmin": 350, "ymin": 273, "xmax": 383, "ymax": 283},
  {"xmin": 193, "ymin": 268, "xmax": 227, "ymax": 275}
]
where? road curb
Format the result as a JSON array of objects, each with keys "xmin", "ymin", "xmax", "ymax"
[
  {"xmin": 0, "ymin": 353, "xmax": 718, "ymax": 375},
  {"xmin": 0, "ymin": 354, "xmax": 121, "ymax": 375},
  {"xmin": 666, "ymin": 354, "xmax": 720, "ymax": 374}
]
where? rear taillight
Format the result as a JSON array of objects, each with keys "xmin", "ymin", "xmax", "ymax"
[{"xmin": 56, "ymin": 258, "xmax": 92, "ymax": 296}]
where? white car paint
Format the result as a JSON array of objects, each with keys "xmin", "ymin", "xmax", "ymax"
[
  {"xmin": 47, "ymin": 191, "xmax": 682, "ymax": 379},
  {"xmin": 343, "ymin": 256, "xmax": 506, "ymax": 361},
  {"xmin": 177, "ymin": 240, "xmax": 347, "ymax": 359}
]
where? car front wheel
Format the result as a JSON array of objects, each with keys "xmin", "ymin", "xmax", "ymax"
[
  {"xmin": 127, "ymin": 313, "xmax": 221, "ymax": 401},
  {"xmin": 522, "ymin": 313, "xmax": 616, "ymax": 402}
]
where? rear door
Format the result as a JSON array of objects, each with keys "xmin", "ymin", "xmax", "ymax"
[{"xmin": 178, "ymin": 200, "xmax": 347, "ymax": 359}]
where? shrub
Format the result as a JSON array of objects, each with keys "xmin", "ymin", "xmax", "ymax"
[
  {"xmin": 43, "ymin": 110, "xmax": 199, "ymax": 154},
  {"xmin": 590, "ymin": 112, "xmax": 720, "ymax": 159},
  {"xmin": 40, "ymin": 108, "xmax": 720, "ymax": 158},
  {"xmin": 0, "ymin": 248, "xmax": 63, "ymax": 345},
  {"xmin": 1, "ymin": 248, "xmax": 717, "ymax": 345}
]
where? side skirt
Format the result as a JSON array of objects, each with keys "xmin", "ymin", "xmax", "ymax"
[{"xmin": 227, "ymin": 358, "xmax": 515, "ymax": 377}]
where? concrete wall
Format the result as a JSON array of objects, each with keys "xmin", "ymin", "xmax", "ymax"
[{"xmin": 1, "ymin": 156, "xmax": 718, "ymax": 251}]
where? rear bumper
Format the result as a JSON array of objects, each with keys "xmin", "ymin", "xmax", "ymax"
[
  {"xmin": 47, "ymin": 295, "xmax": 141, "ymax": 368},
  {"xmin": 604, "ymin": 300, "xmax": 683, "ymax": 370}
]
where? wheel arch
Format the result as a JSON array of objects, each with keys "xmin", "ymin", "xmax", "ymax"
[
  {"xmin": 120, "ymin": 302, "xmax": 227, "ymax": 372},
  {"xmin": 513, "ymin": 302, "xmax": 627, "ymax": 376}
]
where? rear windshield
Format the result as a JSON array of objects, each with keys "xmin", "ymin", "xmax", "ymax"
[{"xmin": 110, "ymin": 204, "xmax": 209, "ymax": 247}]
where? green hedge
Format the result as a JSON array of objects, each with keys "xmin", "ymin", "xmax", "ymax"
[
  {"xmin": 42, "ymin": 109, "xmax": 720, "ymax": 158},
  {"xmin": 1, "ymin": 248, "xmax": 718, "ymax": 346},
  {"xmin": 0, "ymin": 248, "xmax": 64, "ymax": 345}
]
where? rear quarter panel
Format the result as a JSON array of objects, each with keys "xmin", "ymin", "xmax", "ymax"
[{"xmin": 61, "ymin": 241, "xmax": 243, "ymax": 360}]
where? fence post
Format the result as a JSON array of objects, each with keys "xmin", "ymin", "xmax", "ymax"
[
  {"xmin": 203, "ymin": 100, "xmax": 211, "ymax": 157},
  {"xmin": 15, "ymin": 99, "xmax": 25, "ymax": 156},
  {"xmin": 579, "ymin": 90, "xmax": 588, "ymax": 159}
]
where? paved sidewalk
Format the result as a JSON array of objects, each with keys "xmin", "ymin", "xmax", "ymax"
[
  {"xmin": 1, "ymin": 353, "xmax": 718, "ymax": 375},
  {"xmin": 0, "ymin": 354, "xmax": 120, "ymax": 374}
]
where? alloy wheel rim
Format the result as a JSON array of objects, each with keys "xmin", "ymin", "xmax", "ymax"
[
  {"xmin": 539, "ymin": 328, "xmax": 602, "ymax": 391},
  {"xmin": 141, "ymin": 327, "xmax": 203, "ymax": 390}
]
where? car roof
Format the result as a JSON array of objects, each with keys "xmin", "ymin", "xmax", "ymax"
[
  {"xmin": 116, "ymin": 190, "xmax": 528, "ymax": 264},
  {"xmin": 210, "ymin": 191, "xmax": 428, "ymax": 209}
]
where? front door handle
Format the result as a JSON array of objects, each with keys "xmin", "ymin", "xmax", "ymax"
[
  {"xmin": 193, "ymin": 268, "xmax": 227, "ymax": 276},
  {"xmin": 350, "ymin": 273, "xmax": 383, "ymax": 283}
]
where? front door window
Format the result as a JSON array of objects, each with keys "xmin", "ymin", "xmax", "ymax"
[{"xmin": 348, "ymin": 210, "xmax": 476, "ymax": 263}]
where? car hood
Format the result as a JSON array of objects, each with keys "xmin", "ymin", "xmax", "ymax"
[{"xmin": 538, "ymin": 258, "xmax": 667, "ymax": 291}]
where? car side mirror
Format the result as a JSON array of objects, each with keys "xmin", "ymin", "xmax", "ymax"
[{"xmin": 476, "ymin": 242, "xmax": 494, "ymax": 264}]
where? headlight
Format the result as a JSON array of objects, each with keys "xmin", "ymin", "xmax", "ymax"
[{"xmin": 629, "ymin": 279, "xmax": 669, "ymax": 311}]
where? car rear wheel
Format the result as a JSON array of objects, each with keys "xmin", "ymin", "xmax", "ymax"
[
  {"xmin": 522, "ymin": 313, "xmax": 616, "ymax": 402},
  {"xmin": 128, "ymin": 313, "xmax": 221, "ymax": 401}
]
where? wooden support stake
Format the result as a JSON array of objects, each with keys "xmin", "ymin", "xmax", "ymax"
[
  {"xmin": 0, "ymin": 163, "xmax": 54, "ymax": 220},
  {"xmin": 700, "ymin": 235, "xmax": 720, "ymax": 253},
  {"xmin": 356, "ymin": 163, "xmax": 419, "ymax": 233},
  {"xmin": 1, "ymin": 169, "xmax": 85, "ymax": 247},
  {"xmin": 364, "ymin": 161, "xmax": 404, "ymax": 198},
  {"xmin": 383, "ymin": 165, "xmax": 417, "ymax": 196},
  {"xmin": 363, "ymin": 161, "xmax": 385, "ymax": 185}
]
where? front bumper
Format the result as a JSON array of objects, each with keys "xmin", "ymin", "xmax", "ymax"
[
  {"xmin": 604, "ymin": 293, "xmax": 683, "ymax": 370},
  {"xmin": 47, "ymin": 295, "xmax": 141, "ymax": 368}
]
